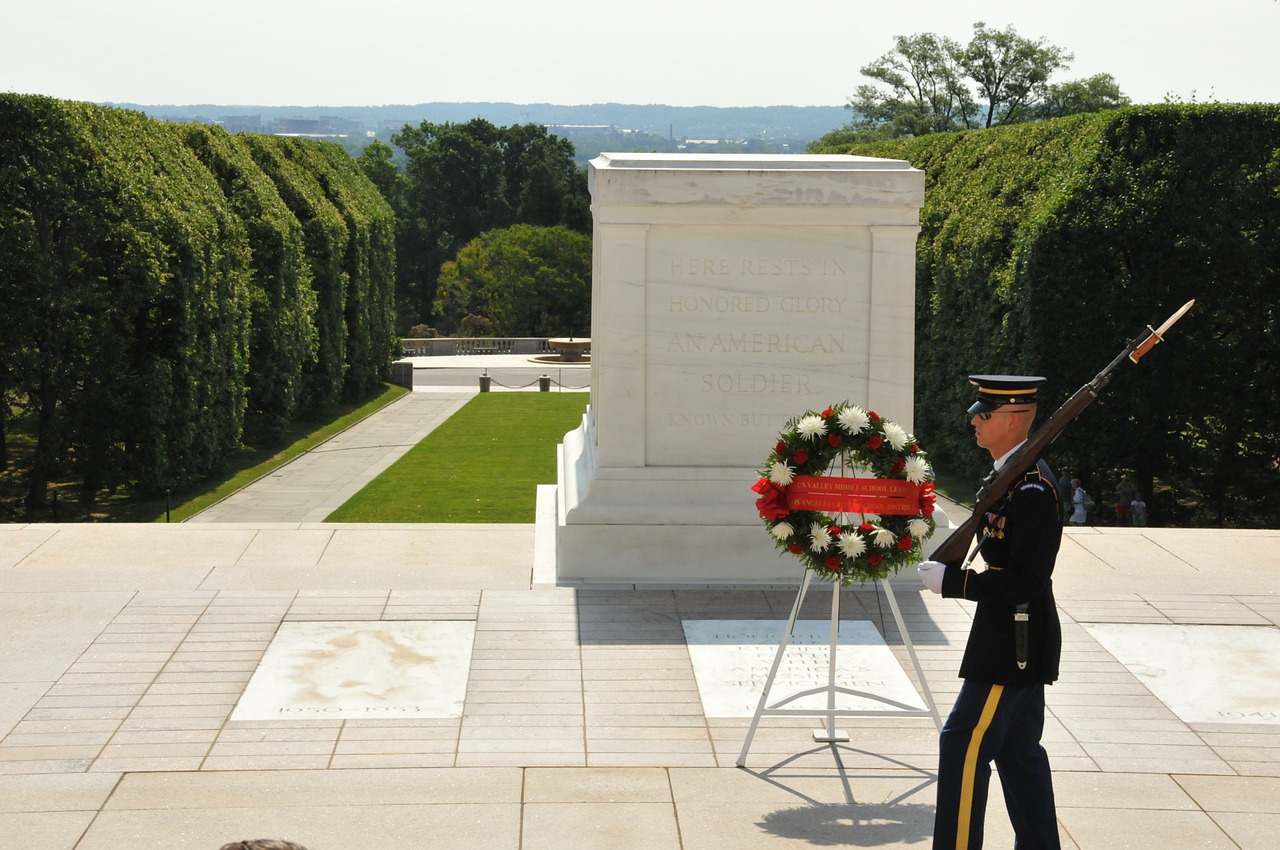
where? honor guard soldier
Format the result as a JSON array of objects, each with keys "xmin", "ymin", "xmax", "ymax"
[{"xmin": 917, "ymin": 375, "xmax": 1064, "ymax": 850}]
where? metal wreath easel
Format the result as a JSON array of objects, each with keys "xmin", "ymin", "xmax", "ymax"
[{"xmin": 736, "ymin": 556, "xmax": 943, "ymax": 767}]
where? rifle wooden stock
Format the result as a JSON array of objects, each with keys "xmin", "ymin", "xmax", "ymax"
[{"xmin": 928, "ymin": 299, "xmax": 1193, "ymax": 569}]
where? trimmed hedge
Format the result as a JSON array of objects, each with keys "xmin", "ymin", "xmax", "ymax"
[
  {"xmin": 238, "ymin": 134, "xmax": 351, "ymax": 410},
  {"xmin": 175, "ymin": 124, "xmax": 318, "ymax": 443},
  {"xmin": 291, "ymin": 140, "xmax": 398, "ymax": 397},
  {"xmin": 817, "ymin": 105, "xmax": 1280, "ymax": 527},
  {"xmin": 0, "ymin": 95, "xmax": 397, "ymax": 509}
]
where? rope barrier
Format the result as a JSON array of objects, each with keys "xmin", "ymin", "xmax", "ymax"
[
  {"xmin": 488, "ymin": 376, "xmax": 544, "ymax": 389},
  {"xmin": 477, "ymin": 370, "xmax": 590, "ymax": 392}
]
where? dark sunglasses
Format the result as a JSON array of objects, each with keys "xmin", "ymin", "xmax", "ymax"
[{"xmin": 976, "ymin": 408, "xmax": 1032, "ymax": 421}]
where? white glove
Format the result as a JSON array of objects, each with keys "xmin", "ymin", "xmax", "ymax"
[{"xmin": 917, "ymin": 560, "xmax": 946, "ymax": 594}]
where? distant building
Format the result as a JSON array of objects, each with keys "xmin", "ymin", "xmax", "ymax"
[
  {"xmin": 542, "ymin": 123, "xmax": 647, "ymax": 142},
  {"xmin": 277, "ymin": 117, "xmax": 322, "ymax": 135},
  {"xmin": 318, "ymin": 115, "xmax": 362, "ymax": 134},
  {"xmin": 220, "ymin": 115, "xmax": 262, "ymax": 132}
]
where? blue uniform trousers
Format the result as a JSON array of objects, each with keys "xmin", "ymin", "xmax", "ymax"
[{"xmin": 933, "ymin": 680, "xmax": 1060, "ymax": 850}]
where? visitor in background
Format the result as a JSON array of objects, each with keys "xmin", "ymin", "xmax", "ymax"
[
  {"xmin": 1115, "ymin": 477, "xmax": 1137, "ymax": 526},
  {"xmin": 1069, "ymin": 479, "xmax": 1088, "ymax": 526},
  {"xmin": 1131, "ymin": 492, "xmax": 1148, "ymax": 527},
  {"xmin": 1056, "ymin": 470, "xmax": 1073, "ymax": 524}
]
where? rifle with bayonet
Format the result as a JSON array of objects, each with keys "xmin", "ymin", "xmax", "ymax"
[{"xmin": 929, "ymin": 299, "xmax": 1195, "ymax": 569}]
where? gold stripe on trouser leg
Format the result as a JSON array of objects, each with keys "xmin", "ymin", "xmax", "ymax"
[{"xmin": 956, "ymin": 684, "xmax": 1004, "ymax": 850}]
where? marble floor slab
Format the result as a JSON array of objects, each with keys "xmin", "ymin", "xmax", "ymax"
[
  {"xmin": 1082, "ymin": 623, "xmax": 1280, "ymax": 724},
  {"xmin": 682, "ymin": 620, "xmax": 926, "ymax": 718},
  {"xmin": 232, "ymin": 621, "xmax": 476, "ymax": 721}
]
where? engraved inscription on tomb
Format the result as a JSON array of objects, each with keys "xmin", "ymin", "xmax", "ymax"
[
  {"xmin": 645, "ymin": 237, "xmax": 873, "ymax": 466},
  {"xmin": 668, "ymin": 257, "xmax": 849, "ymax": 278}
]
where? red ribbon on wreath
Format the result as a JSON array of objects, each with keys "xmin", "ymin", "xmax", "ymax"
[
  {"xmin": 751, "ymin": 478, "xmax": 790, "ymax": 521},
  {"xmin": 787, "ymin": 475, "xmax": 920, "ymax": 516},
  {"xmin": 753, "ymin": 477, "xmax": 936, "ymax": 522},
  {"xmin": 918, "ymin": 481, "xmax": 937, "ymax": 519}
]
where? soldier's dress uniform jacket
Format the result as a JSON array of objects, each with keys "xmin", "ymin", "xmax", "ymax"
[
  {"xmin": 933, "ymin": 457, "xmax": 1063, "ymax": 850},
  {"xmin": 942, "ymin": 458, "xmax": 1062, "ymax": 685}
]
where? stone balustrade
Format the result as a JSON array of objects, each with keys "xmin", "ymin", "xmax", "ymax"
[{"xmin": 400, "ymin": 337, "xmax": 587, "ymax": 357}]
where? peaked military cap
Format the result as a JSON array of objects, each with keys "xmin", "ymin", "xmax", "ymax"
[{"xmin": 968, "ymin": 375, "xmax": 1046, "ymax": 415}]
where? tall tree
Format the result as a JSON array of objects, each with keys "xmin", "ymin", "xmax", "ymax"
[
  {"xmin": 355, "ymin": 139, "xmax": 404, "ymax": 212},
  {"xmin": 433, "ymin": 225, "xmax": 591, "ymax": 338},
  {"xmin": 832, "ymin": 22, "xmax": 1124, "ymax": 142},
  {"xmin": 393, "ymin": 119, "xmax": 506, "ymax": 327},
  {"xmin": 1027, "ymin": 73, "xmax": 1131, "ymax": 121},
  {"xmin": 391, "ymin": 121, "xmax": 589, "ymax": 328},
  {"xmin": 850, "ymin": 33, "xmax": 975, "ymax": 138},
  {"xmin": 959, "ymin": 21, "xmax": 1072, "ymax": 128}
]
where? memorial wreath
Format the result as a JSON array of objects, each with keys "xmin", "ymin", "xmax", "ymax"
[{"xmin": 751, "ymin": 403, "xmax": 938, "ymax": 585}]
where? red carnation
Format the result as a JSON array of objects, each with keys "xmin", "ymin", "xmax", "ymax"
[
  {"xmin": 827, "ymin": 434, "xmax": 842, "ymax": 447},
  {"xmin": 859, "ymin": 522, "xmax": 874, "ymax": 533},
  {"xmin": 868, "ymin": 411, "xmax": 881, "ymax": 422},
  {"xmin": 827, "ymin": 525, "xmax": 842, "ymax": 536},
  {"xmin": 897, "ymin": 536, "xmax": 914, "ymax": 551},
  {"xmin": 892, "ymin": 458, "xmax": 905, "ymax": 473},
  {"xmin": 824, "ymin": 557, "xmax": 841, "ymax": 570},
  {"xmin": 788, "ymin": 543, "xmax": 803, "ymax": 554},
  {"xmin": 869, "ymin": 553, "xmax": 884, "ymax": 567},
  {"xmin": 792, "ymin": 449, "xmax": 809, "ymax": 465},
  {"xmin": 910, "ymin": 443, "xmax": 919, "ymax": 454},
  {"xmin": 867, "ymin": 436, "xmax": 883, "ymax": 450},
  {"xmin": 822, "ymin": 408, "xmax": 835, "ymax": 418},
  {"xmin": 776, "ymin": 441, "xmax": 786, "ymax": 455}
]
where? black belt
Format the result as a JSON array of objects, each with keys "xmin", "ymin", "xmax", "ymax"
[{"xmin": 1014, "ymin": 603, "xmax": 1030, "ymax": 669}]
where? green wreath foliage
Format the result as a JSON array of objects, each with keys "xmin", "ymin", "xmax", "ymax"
[{"xmin": 752, "ymin": 402, "xmax": 938, "ymax": 585}]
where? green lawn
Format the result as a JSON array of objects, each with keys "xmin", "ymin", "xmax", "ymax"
[{"xmin": 326, "ymin": 392, "xmax": 589, "ymax": 523}]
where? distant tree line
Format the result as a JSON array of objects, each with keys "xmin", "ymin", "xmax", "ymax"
[
  {"xmin": 355, "ymin": 119, "xmax": 591, "ymax": 334},
  {"xmin": 0, "ymin": 95, "xmax": 397, "ymax": 513},
  {"xmin": 814, "ymin": 104, "xmax": 1280, "ymax": 528},
  {"xmin": 815, "ymin": 22, "xmax": 1130, "ymax": 146}
]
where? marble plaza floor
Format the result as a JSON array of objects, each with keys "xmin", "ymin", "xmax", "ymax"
[
  {"xmin": 3, "ymin": 367, "xmax": 1279, "ymax": 848},
  {"xmin": 3, "ymin": 523, "xmax": 1278, "ymax": 849}
]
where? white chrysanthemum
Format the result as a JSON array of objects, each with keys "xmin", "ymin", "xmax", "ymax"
[
  {"xmin": 771, "ymin": 521, "xmax": 795, "ymax": 540},
  {"xmin": 768, "ymin": 461, "xmax": 795, "ymax": 486},
  {"xmin": 883, "ymin": 421, "xmax": 909, "ymax": 451},
  {"xmin": 903, "ymin": 455, "xmax": 930, "ymax": 485},
  {"xmin": 838, "ymin": 532, "xmax": 866, "ymax": 558},
  {"xmin": 871, "ymin": 526, "xmax": 897, "ymax": 548},
  {"xmin": 797, "ymin": 414, "xmax": 828, "ymax": 439},
  {"xmin": 908, "ymin": 518, "xmax": 931, "ymax": 539},
  {"xmin": 862, "ymin": 513, "xmax": 882, "ymax": 524},
  {"xmin": 809, "ymin": 522, "xmax": 832, "ymax": 552},
  {"xmin": 837, "ymin": 405, "xmax": 869, "ymax": 435}
]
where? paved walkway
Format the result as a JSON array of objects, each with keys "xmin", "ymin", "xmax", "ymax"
[
  {"xmin": 191, "ymin": 355, "xmax": 589, "ymax": 524},
  {"xmin": 3, "ymin": 363, "xmax": 1279, "ymax": 848}
]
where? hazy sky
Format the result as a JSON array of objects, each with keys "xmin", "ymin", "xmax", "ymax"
[{"xmin": 4, "ymin": 0, "xmax": 1276, "ymax": 108}]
